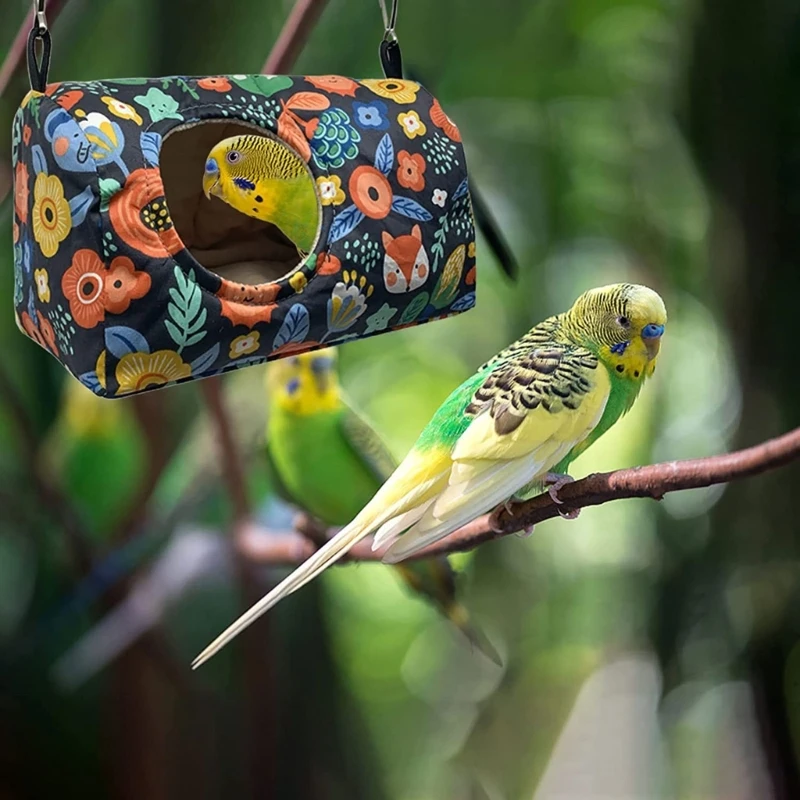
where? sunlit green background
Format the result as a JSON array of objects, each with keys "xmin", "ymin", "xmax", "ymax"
[{"xmin": 2, "ymin": 0, "xmax": 800, "ymax": 798}]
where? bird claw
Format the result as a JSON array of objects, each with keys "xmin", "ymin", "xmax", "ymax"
[
  {"xmin": 514, "ymin": 524, "xmax": 536, "ymax": 539},
  {"xmin": 544, "ymin": 473, "xmax": 580, "ymax": 520},
  {"xmin": 491, "ymin": 498, "xmax": 536, "ymax": 538},
  {"xmin": 544, "ymin": 472, "xmax": 575, "ymax": 505}
]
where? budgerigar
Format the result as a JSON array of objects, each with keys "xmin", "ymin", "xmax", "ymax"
[
  {"xmin": 193, "ymin": 283, "xmax": 667, "ymax": 668},
  {"xmin": 263, "ymin": 348, "xmax": 498, "ymax": 662},
  {"xmin": 202, "ymin": 134, "xmax": 318, "ymax": 257}
]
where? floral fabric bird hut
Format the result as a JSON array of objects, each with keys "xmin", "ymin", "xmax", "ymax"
[{"xmin": 11, "ymin": 74, "xmax": 477, "ymax": 398}]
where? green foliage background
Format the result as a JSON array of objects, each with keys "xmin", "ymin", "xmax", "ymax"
[{"xmin": 1, "ymin": 0, "xmax": 800, "ymax": 798}]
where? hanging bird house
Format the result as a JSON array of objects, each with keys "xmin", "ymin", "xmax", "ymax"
[{"xmin": 11, "ymin": 6, "xmax": 479, "ymax": 398}]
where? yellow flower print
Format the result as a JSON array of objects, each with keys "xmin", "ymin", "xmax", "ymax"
[
  {"xmin": 96, "ymin": 350, "xmax": 107, "ymax": 391},
  {"xmin": 316, "ymin": 175, "xmax": 345, "ymax": 206},
  {"xmin": 360, "ymin": 78, "xmax": 419, "ymax": 104},
  {"xmin": 34, "ymin": 268, "xmax": 50, "ymax": 303},
  {"xmin": 468, "ymin": 241, "xmax": 476, "ymax": 258},
  {"xmin": 32, "ymin": 173, "xmax": 71, "ymax": 258},
  {"xmin": 229, "ymin": 332, "xmax": 261, "ymax": 359},
  {"xmin": 398, "ymin": 110, "xmax": 427, "ymax": 140},
  {"xmin": 101, "ymin": 96, "xmax": 143, "ymax": 125},
  {"xmin": 290, "ymin": 272, "xmax": 308, "ymax": 293},
  {"xmin": 115, "ymin": 350, "xmax": 191, "ymax": 395}
]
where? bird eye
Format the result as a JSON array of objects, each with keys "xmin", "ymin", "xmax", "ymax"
[
  {"xmin": 226, "ymin": 150, "xmax": 241, "ymax": 164},
  {"xmin": 311, "ymin": 357, "xmax": 332, "ymax": 373},
  {"xmin": 616, "ymin": 315, "xmax": 630, "ymax": 328}
]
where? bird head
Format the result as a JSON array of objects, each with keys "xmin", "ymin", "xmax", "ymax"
[
  {"xmin": 566, "ymin": 283, "xmax": 667, "ymax": 381},
  {"xmin": 266, "ymin": 348, "xmax": 341, "ymax": 414},
  {"xmin": 202, "ymin": 136, "xmax": 254, "ymax": 201}
]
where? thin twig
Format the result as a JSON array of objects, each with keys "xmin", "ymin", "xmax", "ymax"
[
  {"xmin": 0, "ymin": 0, "xmax": 69, "ymax": 100},
  {"xmin": 235, "ymin": 425, "xmax": 800, "ymax": 565}
]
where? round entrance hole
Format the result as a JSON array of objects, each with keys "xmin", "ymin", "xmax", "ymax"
[{"xmin": 159, "ymin": 120, "xmax": 321, "ymax": 285}]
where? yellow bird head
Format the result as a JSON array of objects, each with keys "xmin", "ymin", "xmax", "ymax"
[
  {"xmin": 567, "ymin": 283, "xmax": 667, "ymax": 380},
  {"xmin": 266, "ymin": 348, "xmax": 342, "ymax": 414}
]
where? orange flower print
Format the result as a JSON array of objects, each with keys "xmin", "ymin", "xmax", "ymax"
[
  {"xmin": 55, "ymin": 90, "xmax": 83, "ymax": 111},
  {"xmin": 62, "ymin": 249, "xmax": 151, "ymax": 329},
  {"xmin": 316, "ymin": 252, "xmax": 342, "ymax": 275},
  {"xmin": 216, "ymin": 279, "xmax": 280, "ymax": 329},
  {"xmin": 20, "ymin": 312, "xmax": 46, "ymax": 349},
  {"xmin": 104, "ymin": 256, "xmax": 152, "ymax": 313},
  {"xmin": 396, "ymin": 150, "xmax": 426, "ymax": 192},
  {"xmin": 198, "ymin": 77, "xmax": 232, "ymax": 92},
  {"xmin": 349, "ymin": 166, "xmax": 393, "ymax": 219},
  {"xmin": 14, "ymin": 163, "xmax": 30, "ymax": 225},
  {"xmin": 62, "ymin": 249, "xmax": 107, "ymax": 329},
  {"xmin": 20, "ymin": 311, "xmax": 59, "ymax": 356},
  {"xmin": 22, "ymin": 125, "xmax": 31, "ymax": 145},
  {"xmin": 304, "ymin": 75, "xmax": 359, "ymax": 97},
  {"xmin": 39, "ymin": 315, "xmax": 59, "ymax": 355},
  {"xmin": 109, "ymin": 168, "xmax": 183, "ymax": 258},
  {"xmin": 429, "ymin": 99, "xmax": 461, "ymax": 142}
]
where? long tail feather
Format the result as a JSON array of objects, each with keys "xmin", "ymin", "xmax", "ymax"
[
  {"xmin": 191, "ymin": 519, "xmax": 370, "ymax": 669},
  {"xmin": 446, "ymin": 601, "xmax": 503, "ymax": 667}
]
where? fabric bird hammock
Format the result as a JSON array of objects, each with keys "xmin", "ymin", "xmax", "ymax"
[{"xmin": 11, "ymin": 1, "xmax": 481, "ymax": 398}]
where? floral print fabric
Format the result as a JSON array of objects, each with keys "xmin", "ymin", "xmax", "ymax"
[{"xmin": 11, "ymin": 74, "xmax": 476, "ymax": 398}]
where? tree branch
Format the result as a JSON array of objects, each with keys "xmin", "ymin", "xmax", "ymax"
[
  {"xmin": 235, "ymin": 425, "xmax": 800, "ymax": 565},
  {"xmin": 261, "ymin": 0, "xmax": 330, "ymax": 74},
  {"xmin": 0, "ymin": 0, "xmax": 70, "ymax": 100}
]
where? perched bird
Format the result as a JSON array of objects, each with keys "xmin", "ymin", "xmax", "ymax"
[
  {"xmin": 202, "ymin": 134, "xmax": 318, "ymax": 258},
  {"xmin": 264, "ymin": 348, "xmax": 498, "ymax": 662},
  {"xmin": 193, "ymin": 283, "xmax": 667, "ymax": 668}
]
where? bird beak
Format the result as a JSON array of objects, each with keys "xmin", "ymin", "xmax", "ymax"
[
  {"xmin": 642, "ymin": 323, "xmax": 665, "ymax": 360},
  {"xmin": 313, "ymin": 371, "xmax": 330, "ymax": 395},
  {"xmin": 202, "ymin": 175, "xmax": 219, "ymax": 201}
]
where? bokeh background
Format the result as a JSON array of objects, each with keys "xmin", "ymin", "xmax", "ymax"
[{"xmin": 2, "ymin": 0, "xmax": 800, "ymax": 798}]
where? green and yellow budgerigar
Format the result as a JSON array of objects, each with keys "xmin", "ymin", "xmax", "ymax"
[
  {"xmin": 263, "ymin": 348, "xmax": 498, "ymax": 662},
  {"xmin": 193, "ymin": 283, "xmax": 667, "ymax": 668},
  {"xmin": 202, "ymin": 134, "xmax": 318, "ymax": 257}
]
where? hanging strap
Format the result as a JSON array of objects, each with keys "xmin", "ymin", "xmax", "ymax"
[
  {"xmin": 27, "ymin": 0, "xmax": 51, "ymax": 92},
  {"xmin": 378, "ymin": 0, "xmax": 403, "ymax": 79}
]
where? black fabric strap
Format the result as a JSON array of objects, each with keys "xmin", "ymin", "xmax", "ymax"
[
  {"xmin": 27, "ymin": 1, "xmax": 51, "ymax": 92},
  {"xmin": 378, "ymin": 0, "xmax": 403, "ymax": 79},
  {"xmin": 379, "ymin": 38, "xmax": 403, "ymax": 80}
]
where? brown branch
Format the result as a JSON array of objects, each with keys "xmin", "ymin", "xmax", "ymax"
[
  {"xmin": 199, "ymin": 378, "xmax": 251, "ymax": 519},
  {"xmin": 235, "ymin": 426, "xmax": 800, "ymax": 565},
  {"xmin": 261, "ymin": 0, "xmax": 330, "ymax": 74},
  {"xmin": 0, "ymin": 0, "xmax": 70, "ymax": 100}
]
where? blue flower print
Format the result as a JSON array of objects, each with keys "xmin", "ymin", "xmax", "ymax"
[{"xmin": 353, "ymin": 100, "xmax": 389, "ymax": 131}]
